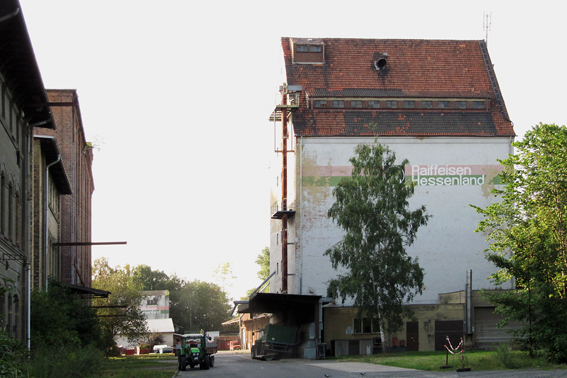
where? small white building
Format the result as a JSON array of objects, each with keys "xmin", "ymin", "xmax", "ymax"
[{"xmin": 116, "ymin": 290, "xmax": 175, "ymax": 350}]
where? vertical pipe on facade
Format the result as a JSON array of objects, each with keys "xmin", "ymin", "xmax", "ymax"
[
  {"xmin": 465, "ymin": 270, "xmax": 473, "ymax": 334},
  {"xmin": 299, "ymin": 136, "xmax": 303, "ymax": 295},
  {"xmin": 24, "ymin": 125, "xmax": 32, "ymax": 350},
  {"xmin": 281, "ymin": 85, "xmax": 288, "ymax": 293},
  {"xmin": 45, "ymin": 156, "xmax": 61, "ymax": 289}
]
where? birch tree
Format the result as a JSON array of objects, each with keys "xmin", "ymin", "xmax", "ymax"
[{"xmin": 325, "ymin": 141, "xmax": 429, "ymax": 347}]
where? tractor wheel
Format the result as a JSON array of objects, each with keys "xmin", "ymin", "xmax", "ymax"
[
  {"xmin": 203, "ymin": 354, "xmax": 211, "ymax": 370},
  {"xmin": 179, "ymin": 356, "xmax": 186, "ymax": 371},
  {"xmin": 209, "ymin": 355, "xmax": 215, "ymax": 367}
]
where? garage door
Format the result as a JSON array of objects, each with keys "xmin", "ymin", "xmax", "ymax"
[{"xmin": 474, "ymin": 307, "xmax": 518, "ymax": 347}]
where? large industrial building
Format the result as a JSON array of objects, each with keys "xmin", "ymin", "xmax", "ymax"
[{"xmin": 249, "ymin": 37, "xmax": 517, "ymax": 356}]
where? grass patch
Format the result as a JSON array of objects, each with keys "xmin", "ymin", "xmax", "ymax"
[
  {"xmin": 100, "ymin": 354, "xmax": 178, "ymax": 378},
  {"xmin": 331, "ymin": 350, "xmax": 565, "ymax": 371}
]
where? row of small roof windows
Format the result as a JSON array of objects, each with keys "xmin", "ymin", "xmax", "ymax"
[
  {"xmin": 296, "ymin": 45, "xmax": 323, "ymax": 53},
  {"xmin": 312, "ymin": 99, "xmax": 486, "ymax": 110}
]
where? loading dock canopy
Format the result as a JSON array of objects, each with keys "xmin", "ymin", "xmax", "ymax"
[{"xmin": 237, "ymin": 293, "xmax": 322, "ymax": 314}]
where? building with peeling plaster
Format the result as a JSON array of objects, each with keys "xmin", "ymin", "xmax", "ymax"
[{"xmin": 267, "ymin": 37, "xmax": 517, "ymax": 354}]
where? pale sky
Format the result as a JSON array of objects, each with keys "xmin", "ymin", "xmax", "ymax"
[{"xmin": 19, "ymin": 0, "xmax": 567, "ymax": 300}]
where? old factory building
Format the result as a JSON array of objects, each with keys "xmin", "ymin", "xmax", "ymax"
[{"xmin": 261, "ymin": 37, "xmax": 516, "ymax": 356}]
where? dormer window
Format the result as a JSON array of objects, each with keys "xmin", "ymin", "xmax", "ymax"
[
  {"xmin": 315, "ymin": 100, "xmax": 327, "ymax": 108},
  {"xmin": 292, "ymin": 38, "xmax": 325, "ymax": 64},
  {"xmin": 333, "ymin": 100, "xmax": 344, "ymax": 108}
]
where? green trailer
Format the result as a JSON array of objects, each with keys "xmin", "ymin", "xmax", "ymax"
[{"xmin": 251, "ymin": 324, "xmax": 298, "ymax": 360}]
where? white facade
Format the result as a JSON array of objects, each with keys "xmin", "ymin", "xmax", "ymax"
[{"xmin": 270, "ymin": 136, "xmax": 514, "ymax": 304}]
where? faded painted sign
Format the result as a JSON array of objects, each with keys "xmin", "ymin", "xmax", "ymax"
[{"xmin": 303, "ymin": 164, "xmax": 504, "ymax": 186}]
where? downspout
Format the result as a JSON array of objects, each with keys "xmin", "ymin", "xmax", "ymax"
[
  {"xmin": 45, "ymin": 156, "xmax": 61, "ymax": 289},
  {"xmin": 299, "ymin": 136, "xmax": 303, "ymax": 295},
  {"xmin": 24, "ymin": 127, "xmax": 32, "ymax": 351},
  {"xmin": 281, "ymin": 86, "xmax": 288, "ymax": 293}
]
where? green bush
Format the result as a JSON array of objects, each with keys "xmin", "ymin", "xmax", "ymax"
[
  {"xmin": 495, "ymin": 343, "xmax": 522, "ymax": 369},
  {"xmin": 31, "ymin": 279, "xmax": 103, "ymax": 350},
  {"xmin": 0, "ymin": 330, "xmax": 28, "ymax": 377},
  {"xmin": 27, "ymin": 345, "xmax": 104, "ymax": 378}
]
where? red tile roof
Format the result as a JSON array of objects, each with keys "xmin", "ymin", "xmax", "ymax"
[{"xmin": 282, "ymin": 37, "xmax": 515, "ymax": 137}]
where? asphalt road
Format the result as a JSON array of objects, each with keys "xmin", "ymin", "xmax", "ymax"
[{"xmin": 173, "ymin": 351, "xmax": 567, "ymax": 378}]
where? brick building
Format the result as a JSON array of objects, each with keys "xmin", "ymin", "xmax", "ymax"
[
  {"xmin": 30, "ymin": 134, "xmax": 71, "ymax": 289},
  {"xmin": 40, "ymin": 89, "xmax": 95, "ymax": 288},
  {"xmin": 257, "ymin": 37, "xmax": 517, "ymax": 355},
  {"xmin": 0, "ymin": 0, "xmax": 56, "ymax": 341}
]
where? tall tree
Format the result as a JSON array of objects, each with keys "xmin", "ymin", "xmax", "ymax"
[
  {"xmin": 472, "ymin": 123, "xmax": 567, "ymax": 362},
  {"xmin": 213, "ymin": 262, "xmax": 236, "ymax": 299},
  {"xmin": 92, "ymin": 258, "xmax": 148, "ymax": 347},
  {"xmin": 324, "ymin": 141, "xmax": 429, "ymax": 347},
  {"xmin": 256, "ymin": 247, "xmax": 271, "ymax": 282},
  {"xmin": 169, "ymin": 280, "xmax": 231, "ymax": 333},
  {"xmin": 242, "ymin": 247, "xmax": 271, "ymax": 299},
  {"xmin": 132, "ymin": 264, "xmax": 170, "ymax": 290}
]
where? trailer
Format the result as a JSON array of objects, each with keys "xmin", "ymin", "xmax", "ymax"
[{"xmin": 251, "ymin": 324, "xmax": 297, "ymax": 360}]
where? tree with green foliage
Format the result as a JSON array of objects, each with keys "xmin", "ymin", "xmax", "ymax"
[
  {"xmin": 213, "ymin": 262, "xmax": 236, "ymax": 300},
  {"xmin": 242, "ymin": 247, "xmax": 271, "ymax": 299},
  {"xmin": 256, "ymin": 247, "xmax": 270, "ymax": 284},
  {"xmin": 324, "ymin": 141, "xmax": 429, "ymax": 347},
  {"xmin": 132, "ymin": 264, "xmax": 171, "ymax": 290},
  {"xmin": 472, "ymin": 123, "xmax": 567, "ymax": 362},
  {"xmin": 169, "ymin": 280, "xmax": 231, "ymax": 332},
  {"xmin": 92, "ymin": 258, "xmax": 148, "ymax": 347}
]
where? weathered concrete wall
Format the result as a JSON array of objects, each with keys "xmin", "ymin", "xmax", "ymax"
[{"xmin": 285, "ymin": 136, "xmax": 514, "ymax": 303}]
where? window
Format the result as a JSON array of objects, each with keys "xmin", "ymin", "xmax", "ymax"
[
  {"xmin": 314, "ymin": 100, "xmax": 327, "ymax": 108},
  {"xmin": 404, "ymin": 101, "xmax": 415, "ymax": 108},
  {"xmin": 147, "ymin": 297, "xmax": 158, "ymax": 306},
  {"xmin": 351, "ymin": 100, "xmax": 362, "ymax": 108},
  {"xmin": 438, "ymin": 101, "xmax": 449, "ymax": 108},
  {"xmin": 386, "ymin": 101, "xmax": 397, "ymax": 108},
  {"xmin": 333, "ymin": 100, "xmax": 344, "ymax": 108},
  {"xmin": 296, "ymin": 45, "xmax": 308, "ymax": 52},
  {"xmin": 353, "ymin": 317, "xmax": 381, "ymax": 334},
  {"xmin": 456, "ymin": 101, "xmax": 466, "ymax": 109},
  {"xmin": 421, "ymin": 101, "xmax": 432, "ymax": 108},
  {"xmin": 473, "ymin": 101, "xmax": 485, "ymax": 109},
  {"xmin": 309, "ymin": 46, "xmax": 322, "ymax": 52},
  {"xmin": 369, "ymin": 101, "xmax": 380, "ymax": 108}
]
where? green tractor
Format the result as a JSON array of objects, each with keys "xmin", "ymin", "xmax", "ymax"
[{"xmin": 177, "ymin": 332, "xmax": 217, "ymax": 371}]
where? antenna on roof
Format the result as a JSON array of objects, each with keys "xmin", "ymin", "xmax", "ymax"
[{"xmin": 483, "ymin": 12, "xmax": 492, "ymax": 45}]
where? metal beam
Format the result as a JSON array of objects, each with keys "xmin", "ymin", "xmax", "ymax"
[{"xmin": 52, "ymin": 241, "xmax": 127, "ymax": 246}]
